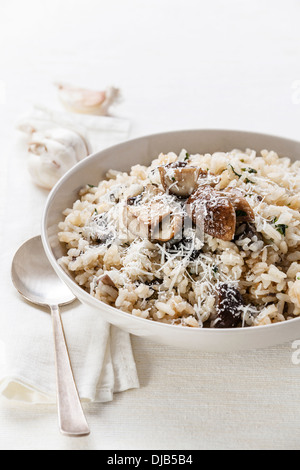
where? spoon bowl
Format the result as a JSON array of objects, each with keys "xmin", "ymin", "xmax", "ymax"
[
  {"xmin": 11, "ymin": 235, "xmax": 90, "ymax": 437},
  {"xmin": 12, "ymin": 235, "xmax": 75, "ymax": 308}
]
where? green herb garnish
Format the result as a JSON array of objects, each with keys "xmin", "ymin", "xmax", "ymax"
[
  {"xmin": 245, "ymin": 178, "xmax": 255, "ymax": 184},
  {"xmin": 270, "ymin": 217, "xmax": 288, "ymax": 236},
  {"xmin": 212, "ymin": 265, "xmax": 219, "ymax": 275},
  {"xmin": 228, "ymin": 164, "xmax": 242, "ymax": 178},
  {"xmin": 275, "ymin": 224, "xmax": 288, "ymax": 236},
  {"xmin": 184, "ymin": 152, "xmax": 190, "ymax": 161},
  {"xmin": 241, "ymin": 167, "xmax": 257, "ymax": 174}
]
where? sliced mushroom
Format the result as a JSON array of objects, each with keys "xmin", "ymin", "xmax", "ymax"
[
  {"xmin": 124, "ymin": 184, "xmax": 183, "ymax": 242},
  {"xmin": 234, "ymin": 222, "xmax": 263, "ymax": 242},
  {"xmin": 225, "ymin": 188, "xmax": 255, "ymax": 222},
  {"xmin": 127, "ymin": 201, "xmax": 167, "ymax": 227},
  {"xmin": 214, "ymin": 283, "xmax": 244, "ymax": 328},
  {"xmin": 152, "ymin": 214, "xmax": 183, "ymax": 242},
  {"xmin": 158, "ymin": 162, "xmax": 207, "ymax": 197},
  {"xmin": 142, "ymin": 183, "xmax": 165, "ymax": 199},
  {"xmin": 100, "ymin": 274, "xmax": 116, "ymax": 288},
  {"xmin": 187, "ymin": 186, "xmax": 236, "ymax": 241},
  {"xmin": 126, "ymin": 183, "xmax": 158, "ymax": 207},
  {"xmin": 127, "ymin": 194, "xmax": 143, "ymax": 206}
]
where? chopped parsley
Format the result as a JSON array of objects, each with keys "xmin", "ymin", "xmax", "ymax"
[
  {"xmin": 275, "ymin": 224, "xmax": 288, "ymax": 236},
  {"xmin": 228, "ymin": 164, "xmax": 242, "ymax": 178},
  {"xmin": 241, "ymin": 167, "xmax": 257, "ymax": 174},
  {"xmin": 184, "ymin": 152, "xmax": 190, "ymax": 161},
  {"xmin": 245, "ymin": 177, "xmax": 255, "ymax": 184},
  {"xmin": 212, "ymin": 265, "xmax": 219, "ymax": 275},
  {"xmin": 228, "ymin": 164, "xmax": 255, "ymax": 184},
  {"xmin": 271, "ymin": 217, "xmax": 288, "ymax": 236}
]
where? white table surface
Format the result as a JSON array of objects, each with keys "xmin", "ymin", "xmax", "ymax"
[{"xmin": 1, "ymin": 0, "xmax": 300, "ymax": 450}]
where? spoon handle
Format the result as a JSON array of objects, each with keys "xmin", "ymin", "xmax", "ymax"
[{"xmin": 50, "ymin": 305, "xmax": 90, "ymax": 437}]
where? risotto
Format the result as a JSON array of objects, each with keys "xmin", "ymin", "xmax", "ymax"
[{"xmin": 57, "ymin": 148, "xmax": 300, "ymax": 328}]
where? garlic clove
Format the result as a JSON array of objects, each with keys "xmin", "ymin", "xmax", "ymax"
[
  {"xmin": 26, "ymin": 127, "xmax": 90, "ymax": 189},
  {"xmin": 28, "ymin": 137, "xmax": 77, "ymax": 189},
  {"xmin": 35, "ymin": 127, "xmax": 90, "ymax": 161},
  {"xmin": 55, "ymin": 83, "xmax": 120, "ymax": 116}
]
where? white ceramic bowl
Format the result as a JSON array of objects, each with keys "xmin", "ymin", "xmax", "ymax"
[{"xmin": 42, "ymin": 129, "xmax": 300, "ymax": 352}]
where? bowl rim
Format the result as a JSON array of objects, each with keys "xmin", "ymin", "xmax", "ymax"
[{"xmin": 41, "ymin": 128, "xmax": 300, "ymax": 335}]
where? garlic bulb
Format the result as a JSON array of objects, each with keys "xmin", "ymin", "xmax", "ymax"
[
  {"xmin": 25, "ymin": 127, "xmax": 90, "ymax": 189},
  {"xmin": 55, "ymin": 83, "xmax": 120, "ymax": 116}
]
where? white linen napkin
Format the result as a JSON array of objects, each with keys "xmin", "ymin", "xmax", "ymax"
[
  {"xmin": 0, "ymin": 109, "xmax": 139, "ymax": 403},
  {"xmin": 16, "ymin": 104, "xmax": 131, "ymax": 153}
]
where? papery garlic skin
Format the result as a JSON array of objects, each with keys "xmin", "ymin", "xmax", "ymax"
[
  {"xmin": 40, "ymin": 127, "xmax": 90, "ymax": 158},
  {"xmin": 55, "ymin": 83, "xmax": 120, "ymax": 116},
  {"xmin": 27, "ymin": 127, "xmax": 90, "ymax": 190}
]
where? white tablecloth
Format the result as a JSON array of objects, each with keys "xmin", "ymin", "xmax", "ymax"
[{"xmin": 1, "ymin": 0, "xmax": 300, "ymax": 450}]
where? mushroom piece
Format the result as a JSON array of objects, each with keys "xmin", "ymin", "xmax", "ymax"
[
  {"xmin": 214, "ymin": 283, "xmax": 244, "ymax": 328},
  {"xmin": 100, "ymin": 274, "xmax": 116, "ymax": 288},
  {"xmin": 151, "ymin": 214, "xmax": 183, "ymax": 242},
  {"xmin": 225, "ymin": 188, "xmax": 255, "ymax": 222},
  {"xmin": 158, "ymin": 162, "xmax": 207, "ymax": 197},
  {"xmin": 234, "ymin": 222, "xmax": 263, "ymax": 243},
  {"xmin": 127, "ymin": 185, "xmax": 171, "ymax": 227},
  {"xmin": 125, "ymin": 184, "xmax": 183, "ymax": 242},
  {"xmin": 187, "ymin": 185, "xmax": 236, "ymax": 241}
]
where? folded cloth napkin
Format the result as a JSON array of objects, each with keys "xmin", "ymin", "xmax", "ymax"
[
  {"xmin": 0, "ymin": 109, "xmax": 139, "ymax": 403},
  {"xmin": 16, "ymin": 104, "xmax": 131, "ymax": 153}
]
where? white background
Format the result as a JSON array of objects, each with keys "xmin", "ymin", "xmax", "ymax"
[{"xmin": 1, "ymin": 0, "xmax": 300, "ymax": 450}]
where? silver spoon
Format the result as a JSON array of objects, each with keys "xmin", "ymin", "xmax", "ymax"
[{"xmin": 11, "ymin": 235, "xmax": 90, "ymax": 437}]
